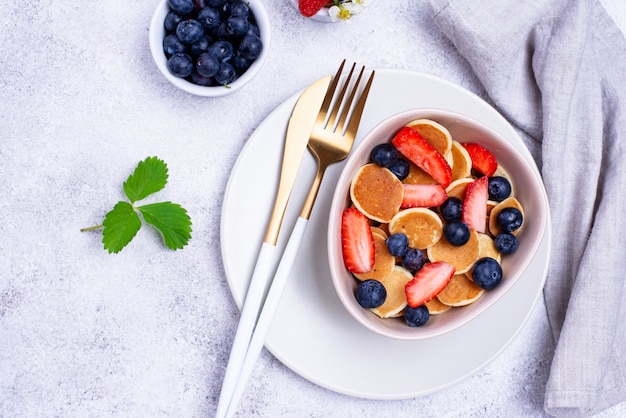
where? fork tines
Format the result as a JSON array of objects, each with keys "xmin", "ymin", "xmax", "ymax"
[{"xmin": 319, "ymin": 60, "xmax": 375, "ymax": 136}]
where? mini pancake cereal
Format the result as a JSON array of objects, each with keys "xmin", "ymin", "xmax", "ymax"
[
  {"xmin": 404, "ymin": 161, "xmax": 439, "ymax": 185},
  {"xmin": 405, "ymin": 119, "xmax": 452, "ymax": 156},
  {"xmin": 450, "ymin": 141, "xmax": 473, "ymax": 181},
  {"xmin": 445, "ymin": 178, "xmax": 474, "ymax": 201},
  {"xmin": 425, "ymin": 297, "xmax": 452, "ymax": 315},
  {"xmin": 437, "ymin": 274, "xmax": 485, "ymax": 307},
  {"xmin": 340, "ymin": 118, "xmax": 526, "ymax": 328},
  {"xmin": 350, "ymin": 163, "xmax": 403, "ymax": 223},
  {"xmin": 427, "ymin": 230, "xmax": 480, "ymax": 274},
  {"xmin": 388, "ymin": 208, "xmax": 443, "ymax": 250},
  {"xmin": 370, "ymin": 266, "xmax": 414, "ymax": 319}
]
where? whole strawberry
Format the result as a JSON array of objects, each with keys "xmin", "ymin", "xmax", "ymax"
[{"xmin": 298, "ymin": 0, "xmax": 329, "ymax": 17}]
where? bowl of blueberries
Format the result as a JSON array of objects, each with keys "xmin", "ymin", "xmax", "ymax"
[
  {"xmin": 149, "ymin": 0, "xmax": 270, "ymax": 97},
  {"xmin": 327, "ymin": 108, "xmax": 550, "ymax": 340}
]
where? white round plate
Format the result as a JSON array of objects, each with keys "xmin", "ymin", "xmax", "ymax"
[{"xmin": 220, "ymin": 69, "xmax": 551, "ymax": 399}]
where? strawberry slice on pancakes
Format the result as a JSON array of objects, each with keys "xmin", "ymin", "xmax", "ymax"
[
  {"xmin": 341, "ymin": 207, "xmax": 375, "ymax": 274},
  {"xmin": 401, "ymin": 184, "xmax": 448, "ymax": 209},
  {"xmin": 405, "ymin": 261, "xmax": 455, "ymax": 308},
  {"xmin": 461, "ymin": 142, "xmax": 498, "ymax": 177},
  {"xmin": 392, "ymin": 126, "xmax": 453, "ymax": 188},
  {"xmin": 462, "ymin": 175, "xmax": 489, "ymax": 233}
]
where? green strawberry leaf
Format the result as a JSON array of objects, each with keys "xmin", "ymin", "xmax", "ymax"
[
  {"xmin": 102, "ymin": 201, "xmax": 142, "ymax": 253},
  {"xmin": 137, "ymin": 202, "xmax": 192, "ymax": 250},
  {"xmin": 123, "ymin": 156, "xmax": 168, "ymax": 203},
  {"xmin": 83, "ymin": 157, "xmax": 192, "ymax": 253}
]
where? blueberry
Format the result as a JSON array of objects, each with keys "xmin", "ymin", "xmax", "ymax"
[
  {"xmin": 226, "ymin": 15, "xmax": 250, "ymax": 37},
  {"xmin": 231, "ymin": 52, "xmax": 251, "ymax": 73},
  {"xmin": 488, "ymin": 176, "xmax": 512, "ymax": 202},
  {"xmin": 189, "ymin": 70, "xmax": 214, "ymax": 86},
  {"xmin": 496, "ymin": 207, "xmax": 523, "ymax": 233},
  {"xmin": 238, "ymin": 34, "xmax": 262, "ymax": 60},
  {"xmin": 404, "ymin": 305, "xmax": 430, "ymax": 327},
  {"xmin": 163, "ymin": 34, "xmax": 187, "ymax": 57},
  {"xmin": 208, "ymin": 40, "xmax": 234, "ymax": 61},
  {"xmin": 214, "ymin": 62, "xmax": 236, "ymax": 85},
  {"xmin": 168, "ymin": 0, "xmax": 194, "ymax": 15},
  {"xmin": 189, "ymin": 35, "xmax": 212, "ymax": 57},
  {"xmin": 196, "ymin": 52, "xmax": 220, "ymax": 77},
  {"xmin": 214, "ymin": 22, "xmax": 236, "ymax": 41},
  {"xmin": 471, "ymin": 257, "xmax": 503, "ymax": 290},
  {"xmin": 227, "ymin": 1, "xmax": 250, "ymax": 17},
  {"xmin": 246, "ymin": 23, "xmax": 260, "ymax": 38},
  {"xmin": 197, "ymin": 7, "xmax": 221, "ymax": 30},
  {"xmin": 440, "ymin": 197, "xmax": 463, "ymax": 222},
  {"xmin": 193, "ymin": 0, "xmax": 208, "ymax": 9},
  {"xmin": 167, "ymin": 53, "xmax": 194, "ymax": 77},
  {"xmin": 176, "ymin": 19, "xmax": 204, "ymax": 44},
  {"xmin": 443, "ymin": 221, "xmax": 470, "ymax": 246},
  {"xmin": 370, "ymin": 143, "xmax": 398, "ymax": 167},
  {"xmin": 388, "ymin": 158, "xmax": 410, "ymax": 180},
  {"xmin": 402, "ymin": 248, "xmax": 426, "ymax": 273},
  {"xmin": 355, "ymin": 280, "xmax": 387, "ymax": 309},
  {"xmin": 495, "ymin": 233, "xmax": 518, "ymax": 254},
  {"xmin": 386, "ymin": 233, "xmax": 409, "ymax": 257},
  {"xmin": 205, "ymin": 0, "xmax": 227, "ymax": 7},
  {"xmin": 164, "ymin": 11, "xmax": 185, "ymax": 32}
]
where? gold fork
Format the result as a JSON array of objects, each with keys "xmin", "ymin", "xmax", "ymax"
[{"xmin": 219, "ymin": 61, "xmax": 375, "ymax": 418}]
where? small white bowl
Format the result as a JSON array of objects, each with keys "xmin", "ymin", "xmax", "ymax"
[
  {"xmin": 149, "ymin": 0, "xmax": 271, "ymax": 97},
  {"xmin": 327, "ymin": 108, "xmax": 549, "ymax": 340}
]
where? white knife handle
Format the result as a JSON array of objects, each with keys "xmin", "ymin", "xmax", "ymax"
[
  {"xmin": 216, "ymin": 242, "xmax": 275, "ymax": 418},
  {"xmin": 224, "ymin": 216, "xmax": 309, "ymax": 418}
]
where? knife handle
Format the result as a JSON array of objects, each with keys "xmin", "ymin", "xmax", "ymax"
[
  {"xmin": 216, "ymin": 242, "xmax": 275, "ymax": 418},
  {"xmin": 223, "ymin": 216, "xmax": 309, "ymax": 418}
]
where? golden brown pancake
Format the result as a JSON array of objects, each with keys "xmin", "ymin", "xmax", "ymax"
[
  {"xmin": 388, "ymin": 208, "xmax": 443, "ymax": 250},
  {"xmin": 445, "ymin": 178, "xmax": 474, "ymax": 201},
  {"xmin": 477, "ymin": 233, "xmax": 501, "ymax": 263},
  {"xmin": 450, "ymin": 140, "xmax": 472, "ymax": 181},
  {"xmin": 370, "ymin": 265, "xmax": 414, "ymax": 319},
  {"xmin": 403, "ymin": 161, "xmax": 438, "ymax": 185},
  {"xmin": 427, "ymin": 230, "xmax": 480, "ymax": 274},
  {"xmin": 437, "ymin": 273, "xmax": 485, "ymax": 306},
  {"xmin": 405, "ymin": 119, "xmax": 452, "ymax": 156},
  {"xmin": 350, "ymin": 163, "xmax": 404, "ymax": 223},
  {"xmin": 425, "ymin": 297, "xmax": 452, "ymax": 314}
]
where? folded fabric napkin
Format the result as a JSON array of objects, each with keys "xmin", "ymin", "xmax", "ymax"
[{"xmin": 428, "ymin": 0, "xmax": 626, "ymax": 416}]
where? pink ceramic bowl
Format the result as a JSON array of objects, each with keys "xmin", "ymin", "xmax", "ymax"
[{"xmin": 327, "ymin": 108, "xmax": 549, "ymax": 340}]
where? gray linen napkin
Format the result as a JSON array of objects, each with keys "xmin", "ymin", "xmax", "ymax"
[{"xmin": 428, "ymin": 0, "xmax": 626, "ymax": 416}]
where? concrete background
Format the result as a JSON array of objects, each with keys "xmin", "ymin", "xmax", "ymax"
[{"xmin": 2, "ymin": 0, "xmax": 625, "ymax": 416}]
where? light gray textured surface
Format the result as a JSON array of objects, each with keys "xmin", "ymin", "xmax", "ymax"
[{"xmin": 1, "ymin": 1, "xmax": 625, "ymax": 417}]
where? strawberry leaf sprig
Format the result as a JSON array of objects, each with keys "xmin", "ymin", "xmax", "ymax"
[{"xmin": 82, "ymin": 156, "xmax": 192, "ymax": 253}]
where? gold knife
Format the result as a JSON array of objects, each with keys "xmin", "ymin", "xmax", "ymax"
[
  {"xmin": 216, "ymin": 75, "xmax": 332, "ymax": 418},
  {"xmin": 264, "ymin": 75, "xmax": 332, "ymax": 245}
]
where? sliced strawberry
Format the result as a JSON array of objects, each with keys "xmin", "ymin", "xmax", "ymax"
[
  {"xmin": 341, "ymin": 207, "xmax": 375, "ymax": 274},
  {"xmin": 298, "ymin": 0, "xmax": 328, "ymax": 17},
  {"xmin": 391, "ymin": 127, "xmax": 452, "ymax": 188},
  {"xmin": 462, "ymin": 176, "xmax": 488, "ymax": 232},
  {"xmin": 401, "ymin": 184, "xmax": 447, "ymax": 209},
  {"xmin": 405, "ymin": 261, "xmax": 455, "ymax": 307},
  {"xmin": 461, "ymin": 142, "xmax": 498, "ymax": 177}
]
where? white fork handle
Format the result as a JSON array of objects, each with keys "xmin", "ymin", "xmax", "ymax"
[
  {"xmin": 223, "ymin": 216, "xmax": 309, "ymax": 418},
  {"xmin": 215, "ymin": 242, "xmax": 275, "ymax": 418}
]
